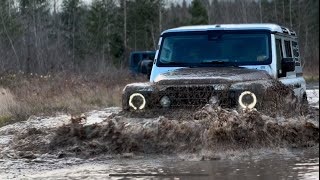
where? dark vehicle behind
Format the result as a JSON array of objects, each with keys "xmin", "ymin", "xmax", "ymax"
[{"xmin": 129, "ymin": 51, "xmax": 156, "ymax": 76}]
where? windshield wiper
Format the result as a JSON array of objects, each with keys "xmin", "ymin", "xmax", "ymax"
[
  {"xmin": 162, "ymin": 62, "xmax": 181, "ymax": 65},
  {"xmin": 200, "ymin": 60, "xmax": 240, "ymax": 67},
  {"xmin": 201, "ymin": 60, "xmax": 228, "ymax": 64}
]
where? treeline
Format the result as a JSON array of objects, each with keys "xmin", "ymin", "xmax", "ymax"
[{"xmin": 0, "ymin": 0, "xmax": 318, "ymax": 75}]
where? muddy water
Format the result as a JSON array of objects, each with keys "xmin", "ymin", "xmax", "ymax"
[
  {"xmin": 1, "ymin": 149, "xmax": 318, "ymax": 179},
  {"xmin": 0, "ymin": 89, "xmax": 319, "ymax": 179}
]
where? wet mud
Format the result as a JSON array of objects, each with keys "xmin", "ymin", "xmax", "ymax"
[
  {"xmin": 2, "ymin": 104, "xmax": 317, "ymax": 161},
  {"xmin": 0, "ymin": 89, "xmax": 318, "ymax": 179},
  {"xmin": 0, "ymin": 85, "xmax": 318, "ymax": 164}
]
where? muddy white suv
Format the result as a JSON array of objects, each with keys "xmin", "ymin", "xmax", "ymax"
[{"xmin": 122, "ymin": 24, "xmax": 307, "ymax": 113}]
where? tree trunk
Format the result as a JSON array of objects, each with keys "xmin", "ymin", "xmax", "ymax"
[
  {"xmin": 134, "ymin": 21, "xmax": 137, "ymax": 51},
  {"xmin": 32, "ymin": 0, "xmax": 39, "ymax": 72},
  {"xmin": 123, "ymin": 0, "xmax": 127, "ymax": 66},
  {"xmin": 289, "ymin": 0, "xmax": 292, "ymax": 28},
  {"xmin": 241, "ymin": 1, "xmax": 248, "ymax": 23},
  {"xmin": 159, "ymin": 0, "xmax": 162, "ymax": 32},
  {"xmin": 151, "ymin": 24, "xmax": 156, "ymax": 50},
  {"xmin": 274, "ymin": 0, "xmax": 278, "ymax": 22},
  {"xmin": 72, "ymin": 9, "xmax": 76, "ymax": 68},
  {"xmin": 282, "ymin": 0, "xmax": 285, "ymax": 24},
  {"xmin": 302, "ymin": 27, "xmax": 309, "ymax": 68},
  {"xmin": 259, "ymin": 0, "xmax": 262, "ymax": 23},
  {"xmin": 0, "ymin": 10, "xmax": 20, "ymax": 67}
]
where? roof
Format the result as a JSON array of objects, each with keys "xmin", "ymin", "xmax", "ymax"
[{"xmin": 162, "ymin": 23, "xmax": 296, "ymax": 36}]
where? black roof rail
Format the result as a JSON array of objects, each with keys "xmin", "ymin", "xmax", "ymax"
[
  {"xmin": 289, "ymin": 30, "xmax": 296, "ymax": 36},
  {"xmin": 280, "ymin": 26, "xmax": 297, "ymax": 36},
  {"xmin": 281, "ymin": 26, "xmax": 289, "ymax": 34}
]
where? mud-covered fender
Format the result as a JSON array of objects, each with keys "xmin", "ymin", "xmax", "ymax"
[
  {"xmin": 228, "ymin": 79, "xmax": 277, "ymax": 108},
  {"xmin": 230, "ymin": 79, "xmax": 273, "ymax": 95},
  {"xmin": 122, "ymin": 82, "xmax": 156, "ymax": 110}
]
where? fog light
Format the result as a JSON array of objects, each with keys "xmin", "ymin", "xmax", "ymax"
[
  {"xmin": 229, "ymin": 92, "xmax": 235, "ymax": 98},
  {"xmin": 209, "ymin": 96, "xmax": 219, "ymax": 105},
  {"xmin": 160, "ymin": 96, "xmax": 171, "ymax": 108},
  {"xmin": 238, "ymin": 91, "xmax": 257, "ymax": 109},
  {"xmin": 129, "ymin": 93, "xmax": 146, "ymax": 110}
]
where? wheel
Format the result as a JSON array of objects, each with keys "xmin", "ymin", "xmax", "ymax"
[{"xmin": 300, "ymin": 93, "xmax": 309, "ymax": 115}]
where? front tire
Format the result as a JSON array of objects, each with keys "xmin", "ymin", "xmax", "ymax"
[{"xmin": 300, "ymin": 93, "xmax": 309, "ymax": 115}]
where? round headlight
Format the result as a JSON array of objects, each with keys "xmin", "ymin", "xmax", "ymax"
[
  {"xmin": 160, "ymin": 96, "xmax": 171, "ymax": 108},
  {"xmin": 238, "ymin": 91, "xmax": 257, "ymax": 109},
  {"xmin": 129, "ymin": 93, "xmax": 146, "ymax": 110}
]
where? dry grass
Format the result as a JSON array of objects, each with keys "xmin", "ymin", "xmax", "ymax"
[
  {"xmin": 303, "ymin": 65, "xmax": 319, "ymax": 83},
  {"xmin": 0, "ymin": 88, "xmax": 18, "ymax": 126},
  {"xmin": 304, "ymin": 75, "xmax": 320, "ymax": 83},
  {"xmin": 0, "ymin": 88, "xmax": 16, "ymax": 115},
  {"xmin": 0, "ymin": 69, "xmax": 146, "ymax": 127}
]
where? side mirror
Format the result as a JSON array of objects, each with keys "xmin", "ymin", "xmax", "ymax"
[
  {"xmin": 138, "ymin": 60, "xmax": 153, "ymax": 76},
  {"xmin": 282, "ymin": 57, "xmax": 295, "ymax": 73}
]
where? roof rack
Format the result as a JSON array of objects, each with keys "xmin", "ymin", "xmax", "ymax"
[
  {"xmin": 289, "ymin": 30, "xmax": 296, "ymax": 36},
  {"xmin": 281, "ymin": 27, "xmax": 289, "ymax": 34},
  {"xmin": 281, "ymin": 26, "xmax": 296, "ymax": 36},
  {"xmin": 162, "ymin": 24, "xmax": 296, "ymax": 36}
]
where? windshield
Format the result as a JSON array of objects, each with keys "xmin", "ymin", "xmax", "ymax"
[{"xmin": 157, "ymin": 31, "xmax": 271, "ymax": 67}]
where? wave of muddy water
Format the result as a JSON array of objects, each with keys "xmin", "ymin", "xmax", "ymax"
[{"xmin": 0, "ymin": 89, "xmax": 319, "ymax": 179}]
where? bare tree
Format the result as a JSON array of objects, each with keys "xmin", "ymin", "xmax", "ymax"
[
  {"xmin": 0, "ymin": 0, "xmax": 318, "ymax": 75},
  {"xmin": 123, "ymin": 0, "xmax": 127, "ymax": 64},
  {"xmin": 259, "ymin": 0, "xmax": 262, "ymax": 23}
]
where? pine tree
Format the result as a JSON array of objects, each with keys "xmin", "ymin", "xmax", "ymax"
[
  {"xmin": 0, "ymin": 1, "xmax": 21, "ymax": 45},
  {"xmin": 18, "ymin": 0, "xmax": 50, "ymax": 73},
  {"xmin": 87, "ymin": 0, "xmax": 109, "ymax": 55},
  {"xmin": 87, "ymin": 0, "xmax": 123, "ymax": 64},
  {"xmin": 61, "ymin": 0, "xmax": 87, "ymax": 65},
  {"xmin": 0, "ymin": 0, "xmax": 21, "ymax": 69},
  {"xmin": 189, "ymin": 0, "xmax": 208, "ymax": 25}
]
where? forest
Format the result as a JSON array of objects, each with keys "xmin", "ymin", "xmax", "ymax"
[{"xmin": 0, "ymin": 0, "xmax": 319, "ymax": 75}]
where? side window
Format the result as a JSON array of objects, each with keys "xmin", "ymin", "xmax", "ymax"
[
  {"xmin": 292, "ymin": 41, "xmax": 301, "ymax": 66},
  {"xmin": 292, "ymin": 41, "xmax": 300, "ymax": 57},
  {"xmin": 159, "ymin": 38, "xmax": 174, "ymax": 63},
  {"xmin": 142, "ymin": 54, "xmax": 148, "ymax": 60},
  {"xmin": 276, "ymin": 39, "xmax": 283, "ymax": 77},
  {"xmin": 132, "ymin": 54, "xmax": 141, "ymax": 65},
  {"xmin": 284, "ymin": 40, "xmax": 292, "ymax": 57},
  {"xmin": 276, "ymin": 39, "xmax": 283, "ymax": 60}
]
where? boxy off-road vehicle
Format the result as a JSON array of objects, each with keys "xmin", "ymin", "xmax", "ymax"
[{"xmin": 122, "ymin": 24, "xmax": 307, "ymax": 113}]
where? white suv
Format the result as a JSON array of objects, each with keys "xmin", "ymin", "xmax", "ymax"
[{"xmin": 122, "ymin": 24, "xmax": 307, "ymax": 113}]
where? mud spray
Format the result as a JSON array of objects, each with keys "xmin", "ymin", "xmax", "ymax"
[
  {"xmin": 0, "ymin": 84, "xmax": 318, "ymax": 161},
  {"xmin": 4, "ymin": 105, "xmax": 317, "ymax": 160}
]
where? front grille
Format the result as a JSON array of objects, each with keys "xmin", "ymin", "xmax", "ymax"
[{"xmin": 160, "ymin": 86, "xmax": 215, "ymax": 107}]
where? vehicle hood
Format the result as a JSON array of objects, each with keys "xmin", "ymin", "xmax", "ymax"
[{"xmin": 154, "ymin": 67, "xmax": 272, "ymax": 85}]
